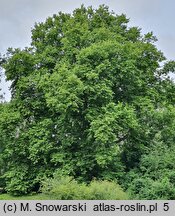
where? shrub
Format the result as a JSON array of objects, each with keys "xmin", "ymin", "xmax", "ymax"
[
  {"xmin": 41, "ymin": 175, "xmax": 87, "ymax": 200},
  {"xmin": 128, "ymin": 177, "xmax": 175, "ymax": 200},
  {"xmin": 41, "ymin": 175, "xmax": 128, "ymax": 200},
  {"xmin": 86, "ymin": 179, "xmax": 128, "ymax": 200}
]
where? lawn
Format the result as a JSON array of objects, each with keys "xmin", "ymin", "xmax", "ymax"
[{"xmin": 0, "ymin": 193, "xmax": 51, "ymax": 200}]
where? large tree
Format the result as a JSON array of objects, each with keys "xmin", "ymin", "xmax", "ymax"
[{"xmin": 1, "ymin": 5, "xmax": 175, "ymax": 195}]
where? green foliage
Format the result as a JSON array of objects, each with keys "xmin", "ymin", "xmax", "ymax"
[
  {"xmin": 0, "ymin": 59, "xmax": 3, "ymax": 101},
  {"xmin": 0, "ymin": 5, "xmax": 175, "ymax": 198},
  {"xmin": 128, "ymin": 177, "xmax": 175, "ymax": 200},
  {"xmin": 126, "ymin": 126, "xmax": 175, "ymax": 199},
  {"xmin": 4, "ymin": 165, "xmax": 35, "ymax": 195},
  {"xmin": 0, "ymin": 103, "xmax": 21, "ymax": 187},
  {"xmin": 42, "ymin": 175, "xmax": 87, "ymax": 200},
  {"xmin": 41, "ymin": 174, "xmax": 128, "ymax": 200},
  {"xmin": 86, "ymin": 180, "xmax": 128, "ymax": 200}
]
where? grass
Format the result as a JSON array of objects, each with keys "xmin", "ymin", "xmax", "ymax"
[{"xmin": 0, "ymin": 193, "xmax": 51, "ymax": 200}]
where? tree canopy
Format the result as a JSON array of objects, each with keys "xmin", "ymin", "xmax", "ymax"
[{"xmin": 0, "ymin": 5, "xmax": 175, "ymax": 198}]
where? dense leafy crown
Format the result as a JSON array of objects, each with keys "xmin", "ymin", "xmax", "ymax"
[{"xmin": 0, "ymin": 5, "xmax": 175, "ymax": 196}]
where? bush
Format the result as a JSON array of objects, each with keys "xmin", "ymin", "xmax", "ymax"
[
  {"xmin": 41, "ymin": 175, "xmax": 128, "ymax": 200},
  {"xmin": 41, "ymin": 175, "xmax": 87, "ymax": 199},
  {"xmin": 128, "ymin": 177, "xmax": 175, "ymax": 200},
  {"xmin": 4, "ymin": 166, "xmax": 31, "ymax": 195},
  {"xmin": 86, "ymin": 180, "xmax": 128, "ymax": 200},
  {"xmin": 126, "ymin": 141, "xmax": 175, "ymax": 200}
]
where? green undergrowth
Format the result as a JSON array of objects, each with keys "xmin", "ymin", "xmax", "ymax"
[
  {"xmin": 0, "ymin": 176, "xmax": 129, "ymax": 200},
  {"xmin": 41, "ymin": 175, "xmax": 128, "ymax": 200}
]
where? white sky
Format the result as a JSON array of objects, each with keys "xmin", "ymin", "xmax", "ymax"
[{"xmin": 0, "ymin": 0, "xmax": 175, "ymax": 101}]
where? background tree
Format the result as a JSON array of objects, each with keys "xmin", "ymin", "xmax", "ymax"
[{"xmin": 0, "ymin": 63, "xmax": 3, "ymax": 102}]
